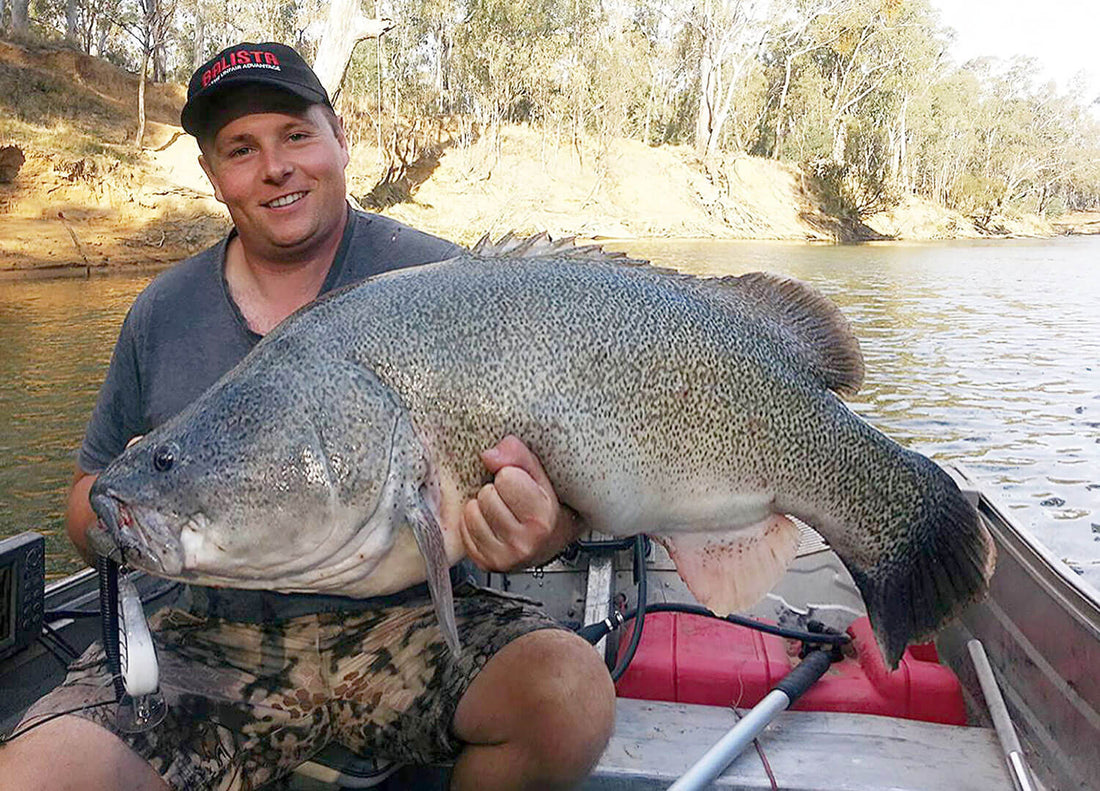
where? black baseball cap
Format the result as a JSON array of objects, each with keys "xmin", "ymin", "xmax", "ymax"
[{"xmin": 181, "ymin": 42, "xmax": 334, "ymax": 137}]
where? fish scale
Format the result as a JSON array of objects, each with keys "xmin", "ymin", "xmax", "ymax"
[{"xmin": 90, "ymin": 236, "xmax": 994, "ymax": 667}]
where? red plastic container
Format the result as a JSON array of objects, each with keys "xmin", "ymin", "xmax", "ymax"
[{"xmin": 613, "ymin": 612, "xmax": 966, "ymax": 725}]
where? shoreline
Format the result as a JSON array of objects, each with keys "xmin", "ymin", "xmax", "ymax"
[
  {"xmin": 2, "ymin": 38, "xmax": 1097, "ymax": 282},
  {"xmin": 2, "ymin": 221, "xmax": 1096, "ymax": 282}
]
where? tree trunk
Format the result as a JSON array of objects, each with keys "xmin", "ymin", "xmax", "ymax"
[
  {"xmin": 898, "ymin": 94, "xmax": 909, "ymax": 191},
  {"xmin": 11, "ymin": 0, "xmax": 28, "ymax": 35},
  {"xmin": 643, "ymin": 79, "xmax": 654, "ymax": 145},
  {"xmin": 154, "ymin": 41, "xmax": 167, "ymax": 81},
  {"xmin": 0, "ymin": 0, "xmax": 8, "ymax": 33},
  {"xmin": 192, "ymin": 14, "xmax": 206, "ymax": 71},
  {"xmin": 95, "ymin": 20, "xmax": 109, "ymax": 56},
  {"xmin": 136, "ymin": 49, "xmax": 149, "ymax": 148},
  {"xmin": 65, "ymin": 0, "xmax": 78, "ymax": 44},
  {"xmin": 774, "ymin": 54, "xmax": 794, "ymax": 159},
  {"xmin": 693, "ymin": 0, "xmax": 716, "ymax": 159},
  {"xmin": 831, "ymin": 118, "xmax": 847, "ymax": 163},
  {"xmin": 312, "ymin": 0, "xmax": 395, "ymax": 102},
  {"xmin": 695, "ymin": 49, "xmax": 717, "ymax": 158}
]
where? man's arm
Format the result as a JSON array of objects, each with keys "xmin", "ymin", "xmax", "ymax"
[
  {"xmin": 65, "ymin": 466, "xmax": 99, "ymax": 567},
  {"xmin": 460, "ymin": 435, "xmax": 585, "ymax": 572}
]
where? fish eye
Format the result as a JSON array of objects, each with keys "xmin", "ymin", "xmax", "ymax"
[{"xmin": 152, "ymin": 443, "xmax": 177, "ymax": 473}]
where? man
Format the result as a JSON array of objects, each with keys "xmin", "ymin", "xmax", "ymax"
[{"xmin": 0, "ymin": 42, "xmax": 615, "ymax": 790}]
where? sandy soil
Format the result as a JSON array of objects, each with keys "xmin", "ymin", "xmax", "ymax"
[
  {"xmin": 0, "ymin": 39, "xmax": 1089, "ymax": 279},
  {"xmin": 0, "ymin": 130, "xmax": 227, "ymax": 276}
]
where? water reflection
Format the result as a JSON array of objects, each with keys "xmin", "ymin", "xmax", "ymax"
[
  {"xmin": 1, "ymin": 237, "xmax": 1098, "ymax": 590},
  {"xmin": 0, "ymin": 274, "xmax": 152, "ymax": 577}
]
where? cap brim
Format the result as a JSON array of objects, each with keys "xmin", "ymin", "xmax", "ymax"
[{"xmin": 181, "ymin": 78, "xmax": 330, "ymax": 137}]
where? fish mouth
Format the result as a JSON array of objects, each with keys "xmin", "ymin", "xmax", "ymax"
[{"xmin": 90, "ymin": 490, "xmax": 185, "ymax": 576}]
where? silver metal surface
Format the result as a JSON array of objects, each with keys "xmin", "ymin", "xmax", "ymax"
[
  {"xmin": 968, "ymin": 639, "xmax": 1035, "ymax": 791},
  {"xmin": 587, "ymin": 700, "xmax": 1010, "ymax": 790},
  {"xmin": 583, "ymin": 533, "xmax": 616, "ymax": 657},
  {"xmin": 666, "ymin": 690, "xmax": 790, "ymax": 791},
  {"xmin": 940, "ymin": 465, "xmax": 1100, "ymax": 791}
]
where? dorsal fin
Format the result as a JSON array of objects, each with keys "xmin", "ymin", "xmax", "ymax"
[
  {"xmin": 468, "ymin": 234, "xmax": 862, "ymax": 396},
  {"xmin": 471, "ymin": 231, "xmax": 643, "ymax": 264},
  {"xmin": 718, "ymin": 272, "xmax": 864, "ymax": 396}
]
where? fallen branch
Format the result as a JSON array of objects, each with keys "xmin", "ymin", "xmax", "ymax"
[{"xmin": 57, "ymin": 211, "xmax": 92, "ymax": 273}]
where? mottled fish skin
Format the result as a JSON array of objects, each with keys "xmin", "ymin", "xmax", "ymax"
[{"xmin": 91, "ymin": 240, "xmax": 994, "ymax": 667}]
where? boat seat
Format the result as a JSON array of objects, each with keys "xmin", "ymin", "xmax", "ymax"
[
  {"xmin": 583, "ymin": 698, "xmax": 1014, "ymax": 790},
  {"xmin": 289, "ymin": 698, "xmax": 1013, "ymax": 790}
]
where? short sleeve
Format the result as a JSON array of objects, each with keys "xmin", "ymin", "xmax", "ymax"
[{"xmin": 77, "ymin": 304, "xmax": 147, "ymax": 474}]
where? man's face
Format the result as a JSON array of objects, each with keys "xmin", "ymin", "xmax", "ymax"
[{"xmin": 199, "ymin": 95, "xmax": 350, "ymax": 262}]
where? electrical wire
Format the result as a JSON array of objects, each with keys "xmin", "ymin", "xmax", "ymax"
[
  {"xmin": 576, "ymin": 536, "xmax": 851, "ymax": 682},
  {"xmin": 35, "ymin": 635, "xmax": 74, "ymax": 669},
  {"xmin": 621, "ymin": 602, "xmax": 850, "ymax": 647}
]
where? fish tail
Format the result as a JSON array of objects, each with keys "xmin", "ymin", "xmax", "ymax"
[{"xmin": 846, "ymin": 451, "xmax": 996, "ymax": 669}]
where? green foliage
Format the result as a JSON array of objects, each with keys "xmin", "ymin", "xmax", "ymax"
[{"xmin": 8, "ymin": 0, "xmax": 1099, "ymax": 214}]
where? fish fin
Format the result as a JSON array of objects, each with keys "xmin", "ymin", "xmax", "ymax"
[
  {"xmin": 472, "ymin": 231, "xmax": 645, "ymax": 264},
  {"xmin": 409, "ymin": 500, "xmax": 461, "ymax": 656},
  {"xmin": 842, "ymin": 461, "xmax": 996, "ymax": 669},
  {"xmin": 715, "ymin": 272, "xmax": 864, "ymax": 397},
  {"xmin": 657, "ymin": 515, "xmax": 801, "ymax": 616}
]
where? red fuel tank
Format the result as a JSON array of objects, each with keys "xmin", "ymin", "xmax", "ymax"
[{"xmin": 614, "ymin": 612, "xmax": 966, "ymax": 725}]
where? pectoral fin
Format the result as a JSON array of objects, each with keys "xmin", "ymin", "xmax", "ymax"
[
  {"xmin": 408, "ymin": 498, "xmax": 460, "ymax": 656},
  {"xmin": 657, "ymin": 514, "xmax": 800, "ymax": 615}
]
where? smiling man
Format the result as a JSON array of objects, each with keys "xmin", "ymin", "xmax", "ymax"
[{"xmin": 0, "ymin": 42, "xmax": 614, "ymax": 791}]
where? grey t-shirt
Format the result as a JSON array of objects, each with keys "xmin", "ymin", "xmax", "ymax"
[
  {"xmin": 80, "ymin": 208, "xmax": 461, "ymax": 473},
  {"xmin": 77, "ymin": 209, "xmax": 463, "ymax": 619}
]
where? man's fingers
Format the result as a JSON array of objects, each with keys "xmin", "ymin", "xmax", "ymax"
[
  {"xmin": 490, "ymin": 466, "xmax": 554, "ymax": 527},
  {"xmin": 476, "ymin": 482, "xmax": 525, "ymax": 540},
  {"xmin": 481, "ymin": 435, "xmax": 553, "ymax": 492},
  {"xmin": 461, "ymin": 486, "xmax": 514, "ymax": 570},
  {"xmin": 460, "ymin": 499, "xmax": 494, "ymax": 570}
]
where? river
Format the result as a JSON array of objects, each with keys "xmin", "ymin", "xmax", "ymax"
[{"xmin": 1, "ymin": 237, "xmax": 1098, "ymax": 592}]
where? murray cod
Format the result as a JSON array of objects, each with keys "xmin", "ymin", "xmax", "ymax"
[{"xmin": 89, "ymin": 235, "xmax": 995, "ymax": 668}]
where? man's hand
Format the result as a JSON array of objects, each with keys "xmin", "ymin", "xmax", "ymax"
[{"xmin": 459, "ymin": 435, "xmax": 582, "ymax": 572}]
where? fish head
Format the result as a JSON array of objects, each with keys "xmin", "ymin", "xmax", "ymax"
[{"xmin": 90, "ymin": 350, "xmax": 411, "ymax": 588}]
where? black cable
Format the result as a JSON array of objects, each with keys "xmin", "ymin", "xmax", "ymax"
[
  {"xmin": 40, "ymin": 621, "xmax": 80, "ymax": 661},
  {"xmin": 573, "ymin": 537, "xmax": 638, "ymax": 552},
  {"xmin": 624, "ymin": 603, "xmax": 850, "ymax": 646},
  {"xmin": 35, "ymin": 635, "xmax": 74, "ymax": 669},
  {"xmin": 96, "ymin": 556, "xmax": 126, "ymax": 700},
  {"xmin": 609, "ymin": 536, "xmax": 647, "ymax": 682},
  {"xmin": 574, "ymin": 534, "xmax": 848, "ymax": 684},
  {"xmin": 578, "ymin": 600, "xmax": 851, "ymax": 649}
]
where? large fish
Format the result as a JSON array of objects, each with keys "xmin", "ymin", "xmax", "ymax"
[{"xmin": 89, "ymin": 235, "xmax": 995, "ymax": 668}]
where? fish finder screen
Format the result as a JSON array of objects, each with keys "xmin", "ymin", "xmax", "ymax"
[{"xmin": 0, "ymin": 533, "xmax": 45, "ymax": 661}]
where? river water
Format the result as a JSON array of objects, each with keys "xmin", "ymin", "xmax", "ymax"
[{"xmin": 1, "ymin": 237, "xmax": 1098, "ymax": 591}]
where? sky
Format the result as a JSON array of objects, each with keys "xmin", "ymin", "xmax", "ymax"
[{"xmin": 930, "ymin": 0, "xmax": 1100, "ymax": 98}]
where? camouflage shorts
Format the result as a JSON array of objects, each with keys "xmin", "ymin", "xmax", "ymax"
[{"xmin": 19, "ymin": 582, "xmax": 565, "ymax": 791}]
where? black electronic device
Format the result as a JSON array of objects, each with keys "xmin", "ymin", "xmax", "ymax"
[{"xmin": 0, "ymin": 532, "xmax": 45, "ymax": 662}]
